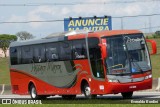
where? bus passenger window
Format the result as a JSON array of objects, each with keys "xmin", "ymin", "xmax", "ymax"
[
  {"xmin": 33, "ymin": 45, "xmax": 45, "ymax": 63},
  {"xmin": 51, "ymin": 49, "xmax": 58, "ymax": 60},
  {"xmin": 46, "ymin": 43, "xmax": 59, "ymax": 61},
  {"xmin": 72, "ymin": 39, "xmax": 87, "ymax": 59},
  {"xmin": 60, "ymin": 41, "xmax": 72, "ymax": 60},
  {"xmin": 10, "ymin": 47, "xmax": 18, "ymax": 65},
  {"xmin": 21, "ymin": 46, "xmax": 33, "ymax": 64}
]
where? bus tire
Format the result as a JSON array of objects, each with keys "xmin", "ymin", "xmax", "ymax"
[
  {"xmin": 83, "ymin": 83, "xmax": 97, "ymax": 99},
  {"xmin": 121, "ymin": 92, "xmax": 133, "ymax": 99},
  {"xmin": 29, "ymin": 84, "xmax": 39, "ymax": 99},
  {"xmin": 62, "ymin": 95, "xmax": 76, "ymax": 99}
]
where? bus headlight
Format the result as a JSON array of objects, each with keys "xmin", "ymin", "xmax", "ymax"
[
  {"xmin": 108, "ymin": 79, "xmax": 119, "ymax": 83},
  {"xmin": 145, "ymin": 74, "xmax": 152, "ymax": 80},
  {"xmin": 149, "ymin": 74, "xmax": 152, "ymax": 78}
]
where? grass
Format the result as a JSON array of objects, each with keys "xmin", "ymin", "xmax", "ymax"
[
  {"xmin": 0, "ymin": 57, "xmax": 10, "ymax": 84},
  {"xmin": 0, "ymin": 38, "xmax": 160, "ymax": 85},
  {"xmin": 0, "ymin": 104, "xmax": 160, "ymax": 107},
  {"xmin": 147, "ymin": 38, "xmax": 160, "ymax": 78}
]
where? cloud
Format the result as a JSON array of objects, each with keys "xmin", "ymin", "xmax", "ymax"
[
  {"xmin": 27, "ymin": 14, "xmax": 42, "ymax": 28},
  {"xmin": 61, "ymin": 7, "xmax": 70, "ymax": 16},
  {"xmin": 26, "ymin": 6, "xmax": 71, "ymax": 28},
  {"xmin": 30, "ymin": 6, "xmax": 53, "ymax": 14},
  {"xmin": 4, "ymin": 1, "xmax": 160, "ymax": 32},
  {"xmin": 5, "ymin": 6, "xmax": 64, "ymax": 29},
  {"xmin": 69, "ymin": 0, "xmax": 159, "ymax": 17},
  {"xmin": 7, "ymin": 15, "xmax": 25, "ymax": 22},
  {"xmin": 27, "ymin": 6, "xmax": 53, "ymax": 28},
  {"xmin": 71, "ymin": 2, "xmax": 143, "ymax": 17},
  {"xmin": 113, "ymin": 4, "xmax": 142, "ymax": 16}
]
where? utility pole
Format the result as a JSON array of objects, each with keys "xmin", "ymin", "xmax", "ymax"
[
  {"xmin": 121, "ymin": 17, "xmax": 123, "ymax": 30},
  {"xmin": 149, "ymin": 16, "xmax": 152, "ymax": 33},
  {"xmin": 145, "ymin": 21, "xmax": 147, "ymax": 33}
]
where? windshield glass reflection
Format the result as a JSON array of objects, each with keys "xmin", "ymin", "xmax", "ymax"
[{"xmin": 105, "ymin": 33, "xmax": 151, "ymax": 75}]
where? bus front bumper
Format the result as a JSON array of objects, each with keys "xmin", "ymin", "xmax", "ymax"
[{"xmin": 105, "ymin": 78, "xmax": 152, "ymax": 94}]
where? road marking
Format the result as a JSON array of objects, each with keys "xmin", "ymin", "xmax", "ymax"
[
  {"xmin": 156, "ymin": 78, "xmax": 160, "ymax": 91},
  {"xmin": 1, "ymin": 84, "xmax": 5, "ymax": 95}
]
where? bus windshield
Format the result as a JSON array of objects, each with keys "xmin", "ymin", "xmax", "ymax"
[{"xmin": 105, "ymin": 34, "xmax": 151, "ymax": 75}]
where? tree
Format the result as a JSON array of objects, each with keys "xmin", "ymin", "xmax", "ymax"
[
  {"xmin": 152, "ymin": 31, "xmax": 160, "ymax": 38},
  {"xmin": 155, "ymin": 31, "xmax": 160, "ymax": 35},
  {"xmin": 0, "ymin": 34, "xmax": 17, "ymax": 57},
  {"xmin": 16, "ymin": 31, "xmax": 34, "ymax": 40}
]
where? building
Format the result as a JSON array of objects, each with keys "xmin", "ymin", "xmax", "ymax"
[{"xmin": 0, "ymin": 48, "xmax": 9, "ymax": 57}]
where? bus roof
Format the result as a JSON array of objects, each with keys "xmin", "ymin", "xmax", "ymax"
[
  {"xmin": 10, "ymin": 30, "xmax": 142, "ymax": 47},
  {"xmin": 94, "ymin": 30, "xmax": 142, "ymax": 37}
]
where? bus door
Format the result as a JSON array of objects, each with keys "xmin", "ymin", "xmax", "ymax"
[{"xmin": 88, "ymin": 38, "xmax": 105, "ymax": 79}]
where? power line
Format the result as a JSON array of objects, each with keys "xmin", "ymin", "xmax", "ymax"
[
  {"xmin": 112, "ymin": 13, "xmax": 160, "ymax": 18},
  {"xmin": 0, "ymin": 19, "xmax": 64, "ymax": 24},
  {"xmin": 0, "ymin": 13, "xmax": 160, "ymax": 24},
  {"xmin": 0, "ymin": 0, "xmax": 160, "ymax": 6},
  {"xmin": 139, "ymin": 25, "xmax": 160, "ymax": 30}
]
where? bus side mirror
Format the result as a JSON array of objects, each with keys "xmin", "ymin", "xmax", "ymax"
[
  {"xmin": 99, "ymin": 39, "xmax": 107, "ymax": 59},
  {"xmin": 146, "ymin": 39, "xmax": 157, "ymax": 55}
]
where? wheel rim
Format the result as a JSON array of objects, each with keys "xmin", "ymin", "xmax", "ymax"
[
  {"xmin": 85, "ymin": 86, "xmax": 91, "ymax": 96},
  {"xmin": 31, "ymin": 87, "xmax": 36, "ymax": 98}
]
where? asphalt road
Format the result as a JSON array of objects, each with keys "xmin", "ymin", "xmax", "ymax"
[
  {"xmin": 0, "ymin": 92, "xmax": 160, "ymax": 99},
  {"xmin": 0, "ymin": 92, "xmax": 160, "ymax": 104}
]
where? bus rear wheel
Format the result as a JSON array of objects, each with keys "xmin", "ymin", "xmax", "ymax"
[
  {"xmin": 121, "ymin": 92, "xmax": 133, "ymax": 99},
  {"xmin": 30, "ymin": 84, "xmax": 39, "ymax": 99},
  {"xmin": 83, "ymin": 83, "xmax": 97, "ymax": 99}
]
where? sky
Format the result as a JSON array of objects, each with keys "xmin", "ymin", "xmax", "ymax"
[{"xmin": 0, "ymin": 0, "xmax": 160, "ymax": 38}]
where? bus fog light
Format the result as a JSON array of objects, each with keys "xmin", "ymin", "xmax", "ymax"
[
  {"xmin": 108, "ymin": 79, "xmax": 118, "ymax": 83},
  {"xmin": 108, "ymin": 80, "xmax": 112, "ymax": 82},
  {"xmin": 112, "ymin": 80, "xmax": 118, "ymax": 82}
]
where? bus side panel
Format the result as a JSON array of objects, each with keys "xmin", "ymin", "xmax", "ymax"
[
  {"xmin": 10, "ymin": 69, "xmax": 46, "ymax": 95},
  {"xmin": 73, "ymin": 60, "xmax": 109, "ymax": 95},
  {"xmin": 41, "ymin": 59, "xmax": 92, "ymax": 95},
  {"xmin": 10, "ymin": 59, "xmax": 93, "ymax": 95},
  {"xmin": 10, "ymin": 71, "xmax": 28, "ymax": 95}
]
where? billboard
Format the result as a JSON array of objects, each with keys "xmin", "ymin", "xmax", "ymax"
[{"xmin": 64, "ymin": 16, "xmax": 112, "ymax": 31}]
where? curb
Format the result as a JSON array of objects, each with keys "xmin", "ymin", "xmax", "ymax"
[
  {"xmin": 5, "ymin": 85, "xmax": 11, "ymax": 91},
  {"xmin": 0, "ymin": 84, "xmax": 5, "ymax": 95},
  {"xmin": 153, "ymin": 78, "xmax": 158, "ymax": 88},
  {"xmin": 155, "ymin": 78, "xmax": 160, "ymax": 91},
  {"xmin": 0, "ymin": 84, "xmax": 11, "ymax": 90},
  {"xmin": 0, "ymin": 84, "xmax": 11, "ymax": 95}
]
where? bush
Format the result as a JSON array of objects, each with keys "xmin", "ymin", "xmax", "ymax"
[{"xmin": 152, "ymin": 34, "xmax": 160, "ymax": 38}]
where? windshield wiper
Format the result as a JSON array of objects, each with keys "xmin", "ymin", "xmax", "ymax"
[{"xmin": 131, "ymin": 61, "xmax": 143, "ymax": 73}]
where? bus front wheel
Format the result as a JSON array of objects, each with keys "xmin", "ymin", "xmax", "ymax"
[
  {"xmin": 83, "ymin": 83, "xmax": 97, "ymax": 99},
  {"xmin": 121, "ymin": 92, "xmax": 133, "ymax": 99}
]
